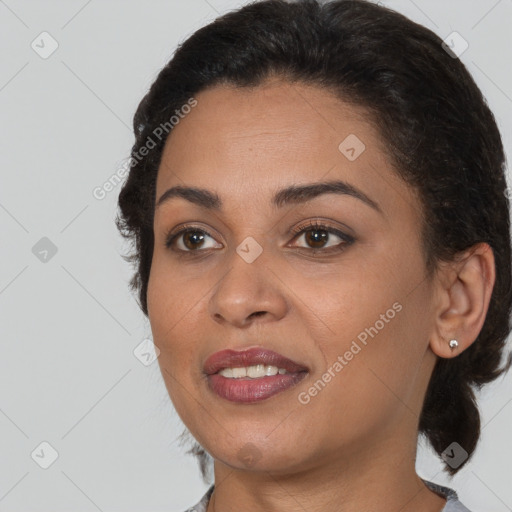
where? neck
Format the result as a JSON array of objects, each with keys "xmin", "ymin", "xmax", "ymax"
[{"xmin": 206, "ymin": 437, "xmax": 446, "ymax": 512}]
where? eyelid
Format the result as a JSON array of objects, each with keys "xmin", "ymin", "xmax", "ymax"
[
  {"xmin": 164, "ymin": 222, "xmax": 222, "ymax": 250},
  {"xmin": 287, "ymin": 220, "xmax": 355, "ymax": 252},
  {"xmin": 288, "ymin": 218, "xmax": 354, "ymax": 240},
  {"xmin": 164, "ymin": 219, "xmax": 355, "ymax": 253}
]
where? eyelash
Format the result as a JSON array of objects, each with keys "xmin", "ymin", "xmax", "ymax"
[{"xmin": 164, "ymin": 220, "xmax": 355, "ymax": 256}]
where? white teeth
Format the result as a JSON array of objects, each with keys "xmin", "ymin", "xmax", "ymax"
[
  {"xmin": 247, "ymin": 364, "xmax": 265, "ymax": 378},
  {"xmin": 265, "ymin": 365, "xmax": 278, "ymax": 376},
  {"xmin": 218, "ymin": 365, "xmax": 289, "ymax": 379},
  {"xmin": 232, "ymin": 367, "xmax": 246, "ymax": 378},
  {"xmin": 219, "ymin": 368, "xmax": 234, "ymax": 378}
]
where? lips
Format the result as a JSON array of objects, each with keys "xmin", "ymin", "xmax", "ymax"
[
  {"xmin": 203, "ymin": 347, "xmax": 308, "ymax": 375},
  {"xmin": 203, "ymin": 347, "xmax": 309, "ymax": 403}
]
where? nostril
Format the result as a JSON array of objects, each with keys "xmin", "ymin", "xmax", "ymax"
[{"xmin": 249, "ymin": 311, "xmax": 266, "ymax": 319}]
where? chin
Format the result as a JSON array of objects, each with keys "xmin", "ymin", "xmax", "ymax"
[{"xmin": 203, "ymin": 433, "xmax": 312, "ymax": 474}]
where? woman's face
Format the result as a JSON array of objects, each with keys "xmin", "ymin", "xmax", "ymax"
[{"xmin": 148, "ymin": 79, "xmax": 440, "ymax": 474}]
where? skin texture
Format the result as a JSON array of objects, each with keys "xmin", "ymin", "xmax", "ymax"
[{"xmin": 147, "ymin": 78, "xmax": 495, "ymax": 512}]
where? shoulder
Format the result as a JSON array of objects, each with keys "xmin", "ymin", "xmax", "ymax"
[
  {"xmin": 181, "ymin": 482, "xmax": 474, "ymax": 511},
  {"xmin": 181, "ymin": 485, "xmax": 214, "ymax": 512},
  {"xmin": 423, "ymin": 480, "xmax": 472, "ymax": 512}
]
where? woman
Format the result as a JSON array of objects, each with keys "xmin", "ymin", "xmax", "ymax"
[{"xmin": 116, "ymin": 0, "xmax": 512, "ymax": 510}]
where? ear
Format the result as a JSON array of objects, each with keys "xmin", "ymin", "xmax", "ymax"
[{"xmin": 430, "ymin": 242, "xmax": 495, "ymax": 358}]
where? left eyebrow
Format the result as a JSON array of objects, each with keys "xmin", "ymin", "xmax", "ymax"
[
  {"xmin": 156, "ymin": 179, "xmax": 382, "ymax": 214},
  {"xmin": 272, "ymin": 180, "xmax": 382, "ymax": 213}
]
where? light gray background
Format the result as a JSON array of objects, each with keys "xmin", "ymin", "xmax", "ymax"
[{"xmin": 1, "ymin": 0, "xmax": 511, "ymax": 510}]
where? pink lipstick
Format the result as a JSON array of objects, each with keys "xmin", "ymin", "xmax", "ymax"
[{"xmin": 204, "ymin": 347, "xmax": 308, "ymax": 403}]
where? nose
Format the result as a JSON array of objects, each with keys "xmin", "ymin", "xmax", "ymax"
[{"xmin": 208, "ymin": 246, "xmax": 288, "ymax": 328}]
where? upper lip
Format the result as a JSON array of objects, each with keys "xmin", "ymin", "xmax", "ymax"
[{"xmin": 203, "ymin": 347, "xmax": 309, "ymax": 376}]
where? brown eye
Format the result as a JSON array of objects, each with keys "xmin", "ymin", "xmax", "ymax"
[
  {"xmin": 290, "ymin": 221, "xmax": 354, "ymax": 252},
  {"xmin": 165, "ymin": 228, "xmax": 222, "ymax": 252},
  {"xmin": 303, "ymin": 228, "xmax": 330, "ymax": 249},
  {"xmin": 182, "ymin": 231, "xmax": 206, "ymax": 250}
]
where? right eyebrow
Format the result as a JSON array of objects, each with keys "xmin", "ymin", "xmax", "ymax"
[{"xmin": 156, "ymin": 179, "xmax": 382, "ymax": 214}]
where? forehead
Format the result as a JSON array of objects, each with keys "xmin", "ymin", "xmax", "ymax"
[
  {"xmin": 161, "ymin": 79, "xmax": 375, "ymax": 168},
  {"xmin": 156, "ymin": 79, "xmax": 420, "ymax": 222}
]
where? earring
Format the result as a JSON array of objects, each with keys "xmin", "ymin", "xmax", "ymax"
[{"xmin": 449, "ymin": 339, "xmax": 459, "ymax": 350}]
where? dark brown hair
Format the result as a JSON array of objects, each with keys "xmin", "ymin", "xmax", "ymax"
[{"xmin": 117, "ymin": 0, "xmax": 512, "ymax": 477}]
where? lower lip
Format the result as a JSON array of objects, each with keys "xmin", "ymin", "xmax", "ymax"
[{"xmin": 207, "ymin": 372, "xmax": 308, "ymax": 403}]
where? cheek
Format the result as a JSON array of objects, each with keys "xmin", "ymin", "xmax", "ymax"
[
  {"xmin": 147, "ymin": 265, "xmax": 209, "ymax": 426},
  {"xmin": 147, "ymin": 259, "xmax": 205, "ymax": 374},
  {"xmin": 292, "ymin": 241, "xmax": 429, "ymax": 390},
  {"xmin": 148, "ymin": 253, "xmax": 201, "ymax": 334},
  {"xmin": 319, "ymin": 295, "xmax": 430, "ymax": 430},
  {"xmin": 284, "ymin": 250, "xmax": 406, "ymax": 349}
]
